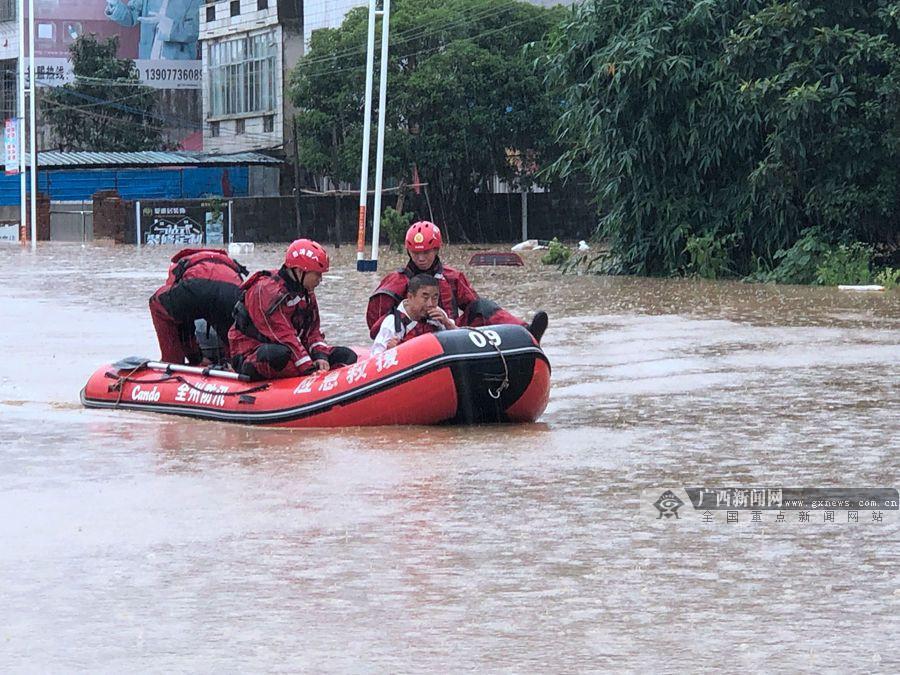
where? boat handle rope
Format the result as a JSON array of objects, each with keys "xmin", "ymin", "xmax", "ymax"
[
  {"xmin": 106, "ymin": 369, "xmax": 270, "ymax": 408},
  {"xmin": 460, "ymin": 328, "xmax": 509, "ymax": 400}
]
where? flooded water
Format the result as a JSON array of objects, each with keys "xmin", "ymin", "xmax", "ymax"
[{"xmin": 1, "ymin": 242, "xmax": 898, "ymax": 670}]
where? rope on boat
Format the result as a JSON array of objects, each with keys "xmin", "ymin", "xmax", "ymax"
[
  {"xmin": 106, "ymin": 369, "xmax": 269, "ymax": 408},
  {"xmin": 460, "ymin": 327, "xmax": 510, "ymax": 400}
]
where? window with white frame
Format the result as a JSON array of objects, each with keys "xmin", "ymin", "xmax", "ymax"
[
  {"xmin": 0, "ymin": 0, "xmax": 15, "ymax": 22},
  {"xmin": 208, "ymin": 32, "xmax": 277, "ymax": 117}
]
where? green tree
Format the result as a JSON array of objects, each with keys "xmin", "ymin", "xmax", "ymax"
[
  {"xmin": 44, "ymin": 35, "xmax": 163, "ymax": 151},
  {"xmin": 290, "ymin": 0, "xmax": 565, "ymax": 240},
  {"xmin": 541, "ymin": 0, "xmax": 900, "ymax": 276}
]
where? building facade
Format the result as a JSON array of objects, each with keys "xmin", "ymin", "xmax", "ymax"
[
  {"xmin": 0, "ymin": 2, "xmax": 18, "ymax": 125},
  {"xmin": 200, "ymin": 0, "xmax": 304, "ymax": 154},
  {"xmin": 0, "ymin": 4, "xmax": 201, "ymax": 152}
]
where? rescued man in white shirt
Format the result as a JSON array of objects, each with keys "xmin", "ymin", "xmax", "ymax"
[{"xmin": 371, "ymin": 274, "xmax": 457, "ymax": 354}]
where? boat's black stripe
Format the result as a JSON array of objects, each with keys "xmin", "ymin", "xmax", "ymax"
[{"xmin": 82, "ymin": 346, "xmax": 548, "ymax": 425}]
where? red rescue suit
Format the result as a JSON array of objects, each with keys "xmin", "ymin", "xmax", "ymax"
[
  {"xmin": 228, "ymin": 268, "xmax": 335, "ymax": 380},
  {"xmin": 148, "ymin": 248, "xmax": 247, "ymax": 364},
  {"xmin": 366, "ymin": 259, "xmax": 525, "ymax": 338}
]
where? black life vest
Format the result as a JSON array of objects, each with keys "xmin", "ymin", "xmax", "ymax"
[{"xmin": 232, "ymin": 269, "xmax": 312, "ymax": 345}]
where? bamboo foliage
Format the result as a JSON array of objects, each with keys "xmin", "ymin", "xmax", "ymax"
[{"xmin": 541, "ymin": 0, "xmax": 900, "ymax": 276}]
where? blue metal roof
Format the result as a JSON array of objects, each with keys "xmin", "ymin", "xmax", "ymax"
[{"xmin": 23, "ymin": 151, "xmax": 281, "ymax": 169}]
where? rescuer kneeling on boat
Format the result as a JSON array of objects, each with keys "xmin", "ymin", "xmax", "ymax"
[
  {"xmin": 366, "ymin": 220, "xmax": 549, "ymax": 343},
  {"xmin": 228, "ymin": 239, "xmax": 357, "ymax": 381},
  {"xmin": 149, "ymin": 248, "xmax": 248, "ymax": 365},
  {"xmin": 371, "ymin": 274, "xmax": 456, "ymax": 354}
]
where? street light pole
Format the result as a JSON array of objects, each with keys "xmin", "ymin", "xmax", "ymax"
[
  {"xmin": 28, "ymin": 0, "xmax": 36, "ymax": 249},
  {"xmin": 369, "ymin": 0, "xmax": 391, "ymax": 268},
  {"xmin": 356, "ymin": 0, "xmax": 377, "ymax": 270},
  {"xmin": 17, "ymin": 0, "xmax": 25, "ymax": 244}
]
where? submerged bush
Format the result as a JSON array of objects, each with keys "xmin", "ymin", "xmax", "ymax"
[
  {"xmin": 381, "ymin": 207, "xmax": 414, "ymax": 253},
  {"xmin": 874, "ymin": 267, "xmax": 900, "ymax": 290},
  {"xmin": 559, "ymin": 248, "xmax": 624, "ymax": 275},
  {"xmin": 815, "ymin": 243, "xmax": 874, "ymax": 285},
  {"xmin": 683, "ymin": 231, "xmax": 737, "ymax": 279},
  {"xmin": 541, "ymin": 237, "xmax": 572, "ymax": 265},
  {"xmin": 747, "ymin": 227, "xmax": 831, "ymax": 284}
]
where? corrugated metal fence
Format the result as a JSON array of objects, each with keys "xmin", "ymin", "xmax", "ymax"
[
  {"xmin": 50, "ymin": 202, "xmax": 93, "ymax": 242},
  {"xmin": 0, "ymin": 166, "xmax": 251, "ymax": 205}
]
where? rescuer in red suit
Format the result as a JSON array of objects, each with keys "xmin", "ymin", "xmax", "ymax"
[
  {"xmin": 228, "ymin": 239, "xmax": 357, "ymax": 381},
  {"xmin": 366, "ymin": 220, "xmax": 548, "ymax": 342},
  {"xmin": 370, "ymin": 274, "xmax": 456, "ymax": 354},
  {"xmin": 148, "ymin": 248, "xmax": 248, "ymax": 365}
]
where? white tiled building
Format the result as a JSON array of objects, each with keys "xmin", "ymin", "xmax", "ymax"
[
  {"xmin": 0, "ymin": 1, "xmax": 19, "ymax": 124},
  {"xmin": 302, "ymin": 0, "xmax": 363, "ymax": 47},
  {"xmin": 201, "ymin": 0, "xmax": 304, "ymax": 153}
]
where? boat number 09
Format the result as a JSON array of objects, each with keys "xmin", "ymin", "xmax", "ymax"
[{"xmin": 469, "ymin": 330, "xmax": 502, "ymax": 348}]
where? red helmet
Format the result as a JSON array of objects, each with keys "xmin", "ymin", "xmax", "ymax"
[
  {"xmin": 405, "ymin": 221, "xmax": 443, "ymax": 252},
  {"xmin": 284, "ymin": 239, "xmax": 330, "ymax": 273}
]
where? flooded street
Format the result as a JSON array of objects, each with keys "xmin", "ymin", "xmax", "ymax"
[{"xmin": 1, "ymin": 242, "xmax": 898, "ymax": 670}]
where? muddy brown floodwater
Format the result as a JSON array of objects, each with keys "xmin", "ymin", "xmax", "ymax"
[{"xmin": 1, "ymin": 242, "xmax": 898, "ymax": 670}]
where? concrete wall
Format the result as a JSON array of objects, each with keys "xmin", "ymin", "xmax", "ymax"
[
  {"xmin": 233, "ymin": 196, "xmax": 299, "ymax": 241},
  {"xmin": 0, "ymin": 195, "xmax": 51, "ymax": 241},
  {"xmin": 93, "ymin": 191, "xmax": 129, "ymax": 243}
]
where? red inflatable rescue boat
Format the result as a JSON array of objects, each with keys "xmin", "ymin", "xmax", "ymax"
[{"xmin": 80, "ymin": 325, "xmax": 550, "ymax": 427}]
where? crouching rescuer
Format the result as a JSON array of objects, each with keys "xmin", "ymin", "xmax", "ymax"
[
  {"xmin": 149, "ymin": 248, "xmax": 249, "ymax": 365},
  {"xmin": 228, "ymin": 239, "xmax": 357, "ymax": 381}
]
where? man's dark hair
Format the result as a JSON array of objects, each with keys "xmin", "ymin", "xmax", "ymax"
[{"xmin": 408, "ymin": 273, "xmax": 439, "ymax": 295}]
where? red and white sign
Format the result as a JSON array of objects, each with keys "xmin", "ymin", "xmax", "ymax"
[{"xmin": 4, "ymin": 118, "xmax": 20, "ymax": 175}]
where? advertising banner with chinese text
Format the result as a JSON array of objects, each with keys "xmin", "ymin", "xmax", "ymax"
[
  {"xmin": 4, "ymin": 118, "xmax": 19, "ymax": 175},
  {"xmin": 28, "ymin": 0, "xmax": 201, "ymax": 90},
  {"xmin": 139, "ymin": 200, "xmax": 230, "ymax": 246}
]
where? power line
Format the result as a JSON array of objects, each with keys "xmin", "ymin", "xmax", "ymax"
[
  {"xmin": 7, "ymin": 0, "xmax": 533, "ymax": 87},
  {"xmin": 294, "ymin": 13, "xmax": 551, "ymax": 81},
  {"xmin": 40, "ymin": 95, "xmax": 290, "ymax": 146},
  {"xmin": 295, "ymin": 0, "xmax": 523, "ymax": 68}
]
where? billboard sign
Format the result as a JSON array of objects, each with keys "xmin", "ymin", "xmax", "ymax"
[
  {"xmin": 139, "ymin": 201, "xmax": 230, "ymax": 246},
  {"xmin": 0, "ymin": 223, "xmax": 22, "ymax": 243},
  {"xmin": 28, "ymin": 0, "xmax": 201, "ymax": 89}
]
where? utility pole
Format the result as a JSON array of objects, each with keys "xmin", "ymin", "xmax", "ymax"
[
  {"xmin": 331, "ymin": 124, "xmax": 341, "ymax": 247},
  {"xmin": 292, "ymin": 115, "xmax": 303, "ymax": 237},
  {"xmin": 17, "ymin": 0, "xmax": 36, "ymax": 248}
]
